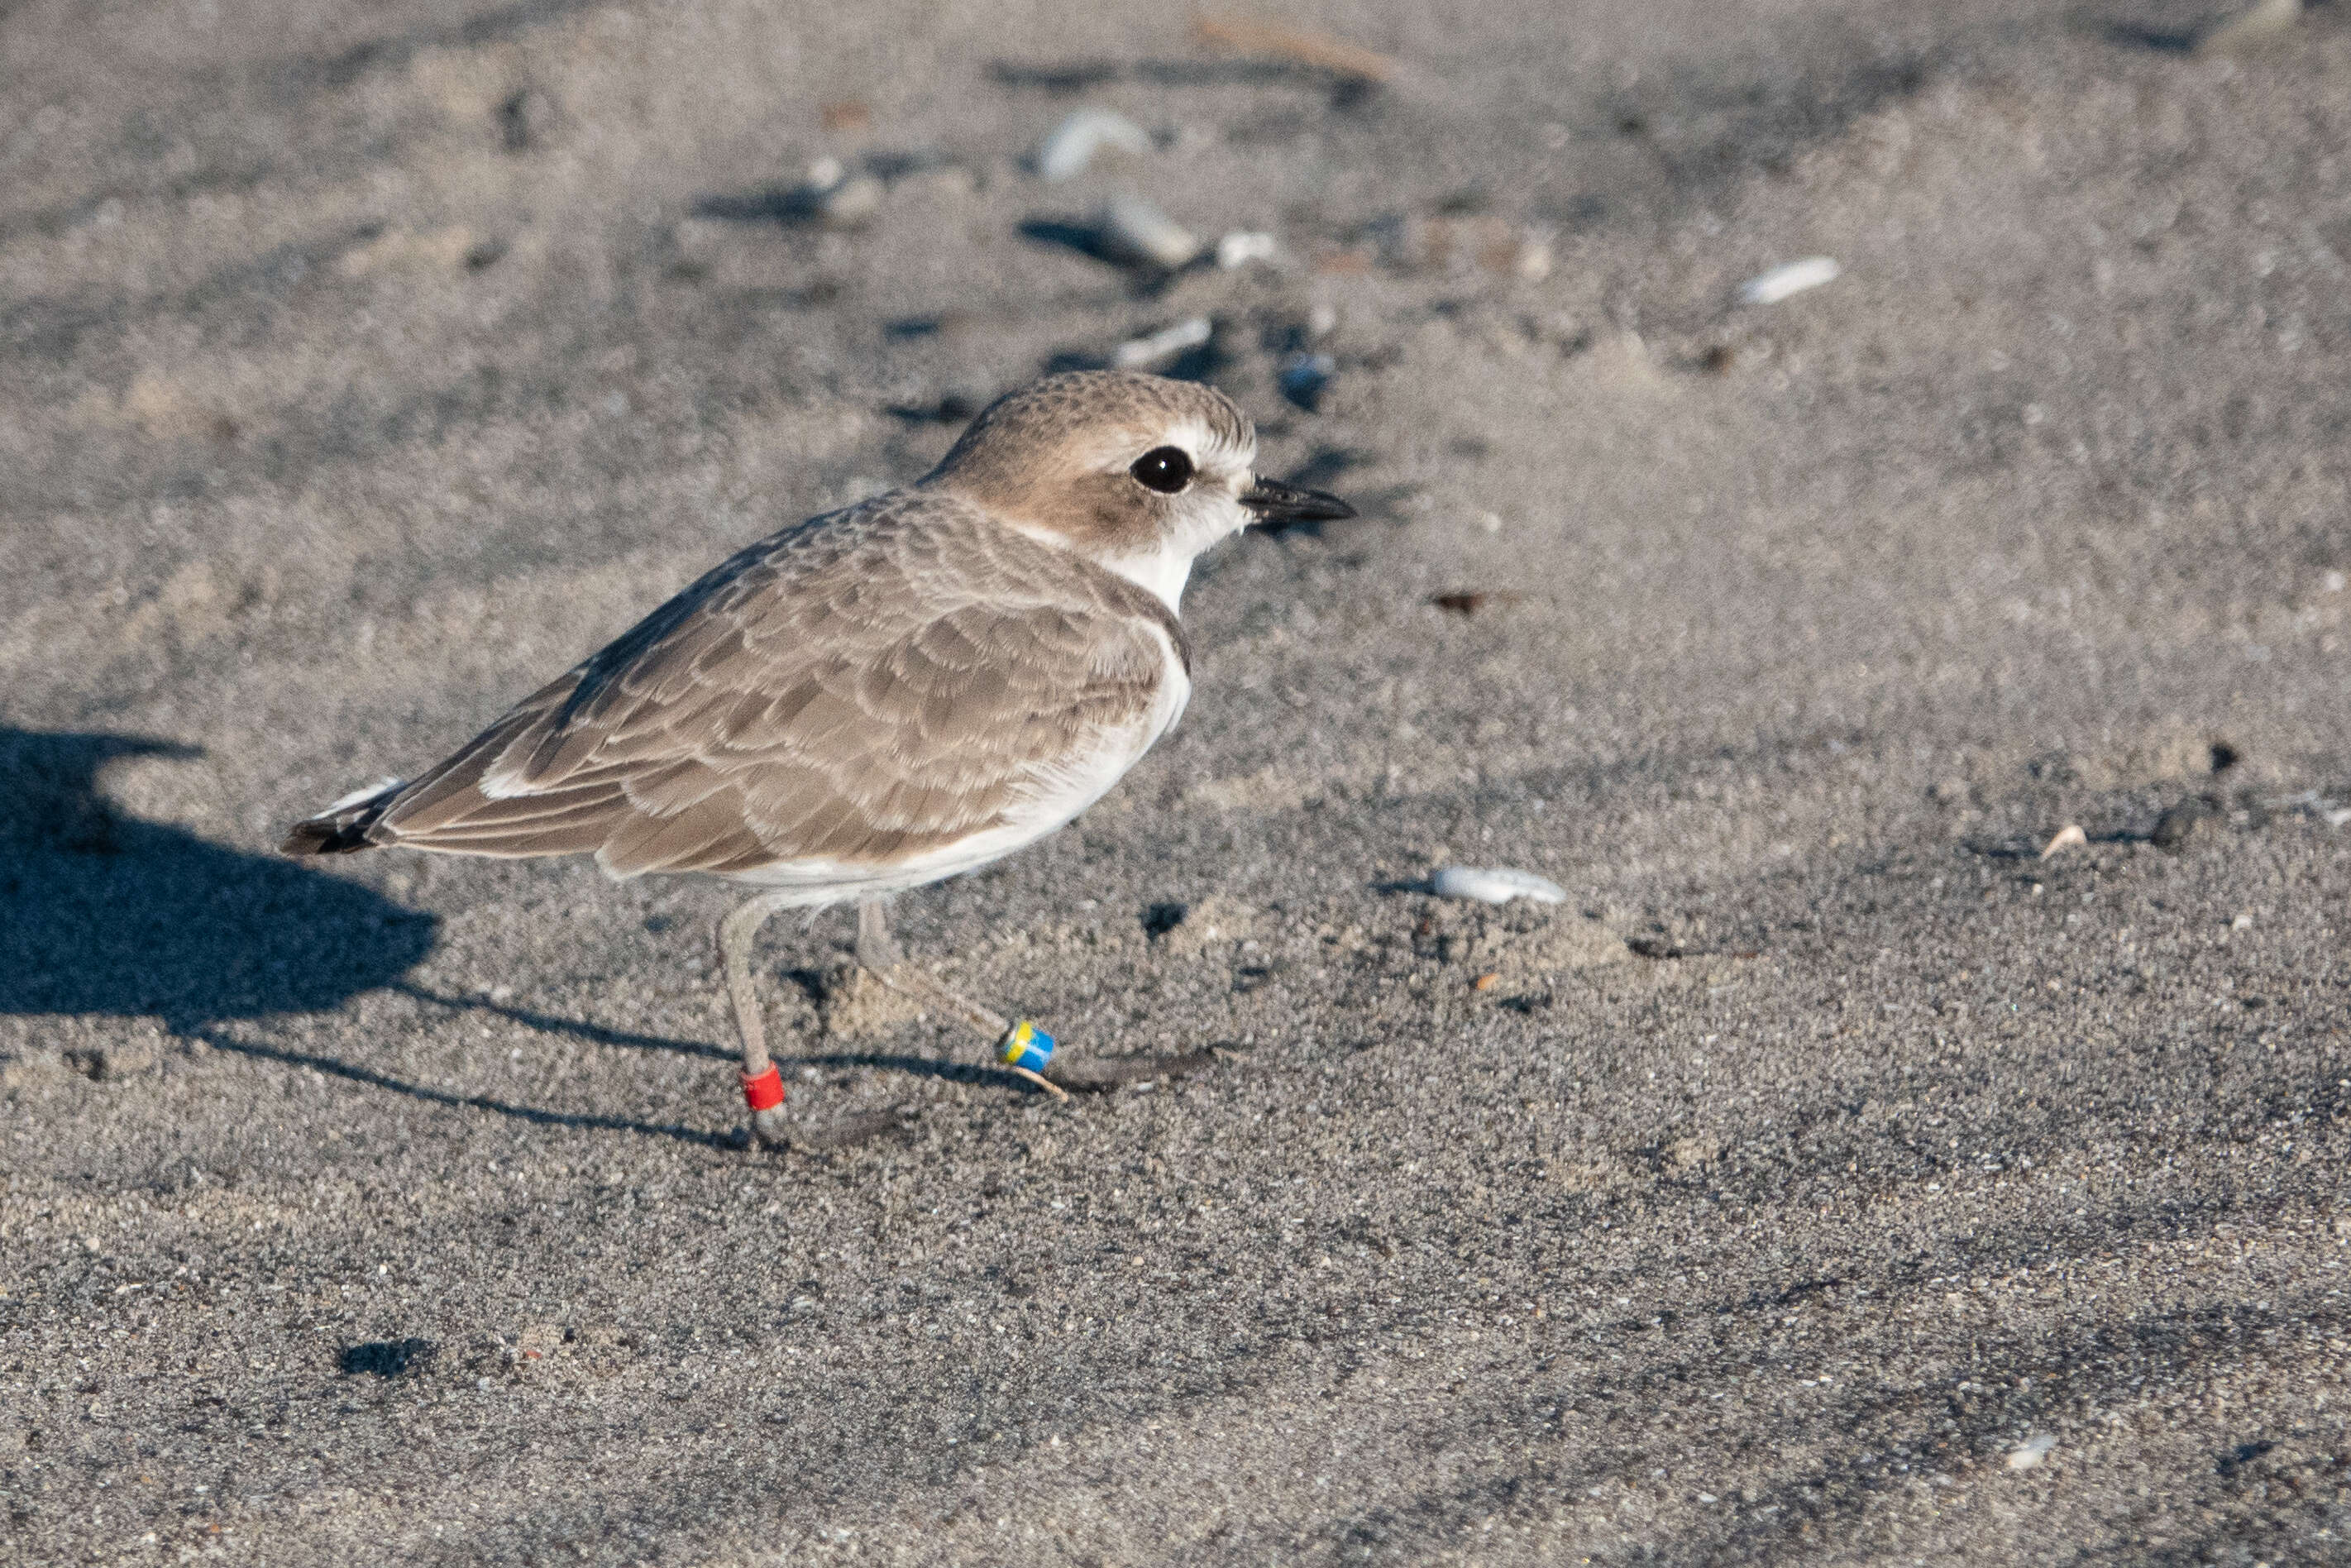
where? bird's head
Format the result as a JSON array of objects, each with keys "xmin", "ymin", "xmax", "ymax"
[{"xmin": 921, "ymin": 370, "xmax": 1353, "ymax": 610}]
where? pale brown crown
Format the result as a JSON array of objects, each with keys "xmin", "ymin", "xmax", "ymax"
[{"xmin": 920, "ymin": 370, "xmax": 1257, "ymax": 557}]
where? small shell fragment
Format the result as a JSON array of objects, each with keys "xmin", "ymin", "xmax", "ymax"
[
  {"xmin": 1737, "ymin": 256, "xmax": 1841, "ymax": 306},
  {"xmin": 1035, "ymin": 108, "xmax": 1152, "ymax": 182},
  {"xmin": 2007, "ymin": 1434, "xmax": 2058, "ymax": 1471},
  {"xmin": 1215, "ymin": 230, "xmax": 1278, "ymax": 269},
  {"xmin": 2038, "ymin": 824, "xmax": 2086, "ymax": 860},
  {"xmin": 784, "ymin": 158, "xmax": 883, "ymax": 228},
  {"xmin": 1111, "ymin": 316, "xmax": 1211, "ymax": 369},
  {"xmin": 1097, "ymin": 195, "xmax": 1201, "ymax": 270},
  {"xmin": 2195, "ymin": 0, "xmax": 2301, "ymax": 55},
  {"xmin": 1430, "ymin": 866, "xmax": 1567, "ymax": 906},
  {"xmin": 815, "ymin": 173, "xmax": 883, "ymax": 227}
]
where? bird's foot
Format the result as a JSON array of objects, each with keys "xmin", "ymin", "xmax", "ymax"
[
  {"xmin": 740, "ymin": 1062, "xmax": 792, "ymax": 1149},
  {"xmin": 864, "ymin": 961, "xmax": 1007, "ymax": 1040},
  {"xmin": 997, "ymin": 1019, "xmax": 1069, "ymax": 1102},
  {"xmin": 748, "ymin": 1103, "xmax": 793, "ymax": 1148},
  {"xmin": 863, "ymin": 965, "xmax": 1070, "ymax": 1102}
]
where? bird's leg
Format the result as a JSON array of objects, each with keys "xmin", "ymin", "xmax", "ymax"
[
  {"xmin": 853, "ymin": 896, "xmax": 1068, "ymax": 1101},
  {"xmin": 854, "ymin": 896, "xmax": 1007, "ymax": 1035},
  {"xmin": 719, "ymin": 891, "xmax": 797, "ymax": 1145},
  {"xmin": 853, "ymin": 895, "xmax": 904, "ymax": 973}
]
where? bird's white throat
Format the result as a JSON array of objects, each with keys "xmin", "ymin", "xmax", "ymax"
[{"xmin": 1093, "ymin": 535, "xmax": 1198, "ymax": 614}]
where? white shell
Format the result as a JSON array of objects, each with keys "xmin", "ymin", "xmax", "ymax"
[
  {"xmin": 2006, "ymin": 1434, "xmax": 2057, "ymax": 1471},
  {"xmin": 1098, "ymin": 196, "xmax": 1201, "ymax": 270},
  {"xmin": 1736, "ymin": 256, "xmax": 1841, "ymax": 306},
  {"xmin": 1430, "ymin": 866, "xmax": 1567, "ymax": 905},
  {"xmin": 1035, "ymin": 109, "xmax": 1152, "ymax": 183},
  {"xmin": 815, "ymin": 174, "xmax": 883, "ymax": 228},
  {"xmin": 1215, "ymin": 230, "xmax": 1278, "ymax": 269},
  {"xmin": 1111, "ymin": 316, "xmax": 1212, "ymax": 369},
  {"xmin": 2038, "ymin": 823, "xmax": 2086, "ymax": 860}
]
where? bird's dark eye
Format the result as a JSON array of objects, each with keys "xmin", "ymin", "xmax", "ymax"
[{"xmin": 1129, "ymin": 446, "xmax": 1194, "ymax": 495}]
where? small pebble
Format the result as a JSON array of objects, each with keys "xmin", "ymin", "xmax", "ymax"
[
  {"xmin": 1035, "ymin": 108, "xmax": 1151, "ymax": 182},
  {"xmin": 2150, "ymin": 798, "xmax": 2207, "ymax": 851},
  {"xmin": 1111, "ymin": 316, "xmax": 1211, "ymax": 370},
  {"xmin": 1215, "ymin": 230, "xmax": 1278, "ymax": 269},
  {"xmin": 498, "ymin": 88, "xmax": 557, "ymax": 153},
  {"xmin": 814, "ymin": 173, "xmax": 883, "ymax": 229},
  {"xmin": 1736, "ymin": 256, "xmax": 1841, "ymax": 306},
  {"xmin": 1097, "ymin": 195, "xmax": 1200, "ymax": 270},
  {"xmin": 2007, "ymin": 1434, "xmax": 2057, "ymax": 1470},
  {"xmin": 1430, "ymin": 866, "xmax": 1567, "ymax": 905},
  {"xmin": 782, "ymin": 158, "xmax": 883, "ymax": 229},
  {"xmin": 1431, "ymin": 590, "xmax": 1523, "ymax": 616},
  {"xmin": 1279, "ymin": 351, "xmax": 1334, "ymax": 410}
]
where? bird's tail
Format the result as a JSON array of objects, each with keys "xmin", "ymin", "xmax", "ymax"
[{"xmin": 280, "ymin": 777, "xmax": 407, "ymax": 856}]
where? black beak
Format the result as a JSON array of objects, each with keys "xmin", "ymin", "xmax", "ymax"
[{"xmin": 1240, "ymin": 477, "xmax": 1356, "ymax": 528}]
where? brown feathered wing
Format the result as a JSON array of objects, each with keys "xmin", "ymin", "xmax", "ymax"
[{"xmin": 323, "ymin": 492, "xmax": 1184, "ymax": 885}]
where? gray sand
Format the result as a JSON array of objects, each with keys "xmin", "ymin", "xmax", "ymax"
[{"xmin": 5, "ymin": 1, "xmax": 2350, "ymax": 1561}]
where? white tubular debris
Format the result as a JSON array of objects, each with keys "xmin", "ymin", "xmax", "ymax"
[
  {"xmin": 1111, "ymin": 317, "xmax": 1212, "ymax": 369},
  {"xmin": 1035, "ymin": 108, "xmax": 1152, "ymax": 182},
  {"xmin": 1737, "ymin": 256, "xmax": 1842, "ymax": 306},
  {"xmin": 1430, "ymin": 866, "xmax": 1568, "ymax": 905},
  {"xmin": 1098, "ymin": 195, "xmax": 1201, "ymax": 270}
]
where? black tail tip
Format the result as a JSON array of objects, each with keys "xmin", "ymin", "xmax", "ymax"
[
  {"xmin": 280, "ymin": 779, "xmax": 404, "ymax": 857},
  {"xmin": 280, "ymin": 818, "xmax": 375, "ymax": 856}
]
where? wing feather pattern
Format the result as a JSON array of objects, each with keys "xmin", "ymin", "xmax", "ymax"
[{"xmin": 351, "ymin": 491, "xmax": 1187, "ymax": 887}]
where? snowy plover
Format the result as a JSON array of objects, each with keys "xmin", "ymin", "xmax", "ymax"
[{"xmin": 283, "ymin": 370, "xmax": 1351, "ymax": 1143}]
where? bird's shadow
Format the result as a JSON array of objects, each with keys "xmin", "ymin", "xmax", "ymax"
[
  {"xmin": 0, "ymin": 727, "xmax": 1047, "ymax": 1145},
  {"xmin": 0, "ymin": 728, "xmax": 437, "ymax": 1026}
]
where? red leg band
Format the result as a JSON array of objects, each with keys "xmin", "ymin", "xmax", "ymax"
[{"xmin": 741, "ymin": 1064, "xmax": 786, "ymax": 1112}]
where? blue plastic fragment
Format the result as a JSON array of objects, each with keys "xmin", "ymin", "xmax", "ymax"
[{"xmin": 1001, "ymin": 1020, "xmax": 1055, "ymax": 1074}]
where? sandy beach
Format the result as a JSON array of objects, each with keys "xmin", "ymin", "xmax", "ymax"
[{"xmin": 4, "ymin": 0, "xmax": 2349, "ymax": 1561}]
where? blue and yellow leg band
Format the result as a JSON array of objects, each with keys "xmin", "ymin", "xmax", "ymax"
[{"xmin": 1001, "ymin": 1020, "xmax": 1055, "ymax": 1074}]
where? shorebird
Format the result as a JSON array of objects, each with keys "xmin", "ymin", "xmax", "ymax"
[{"xmin": 282, "ymin": 370, "xmax": 1352, "ymax": 1144}]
